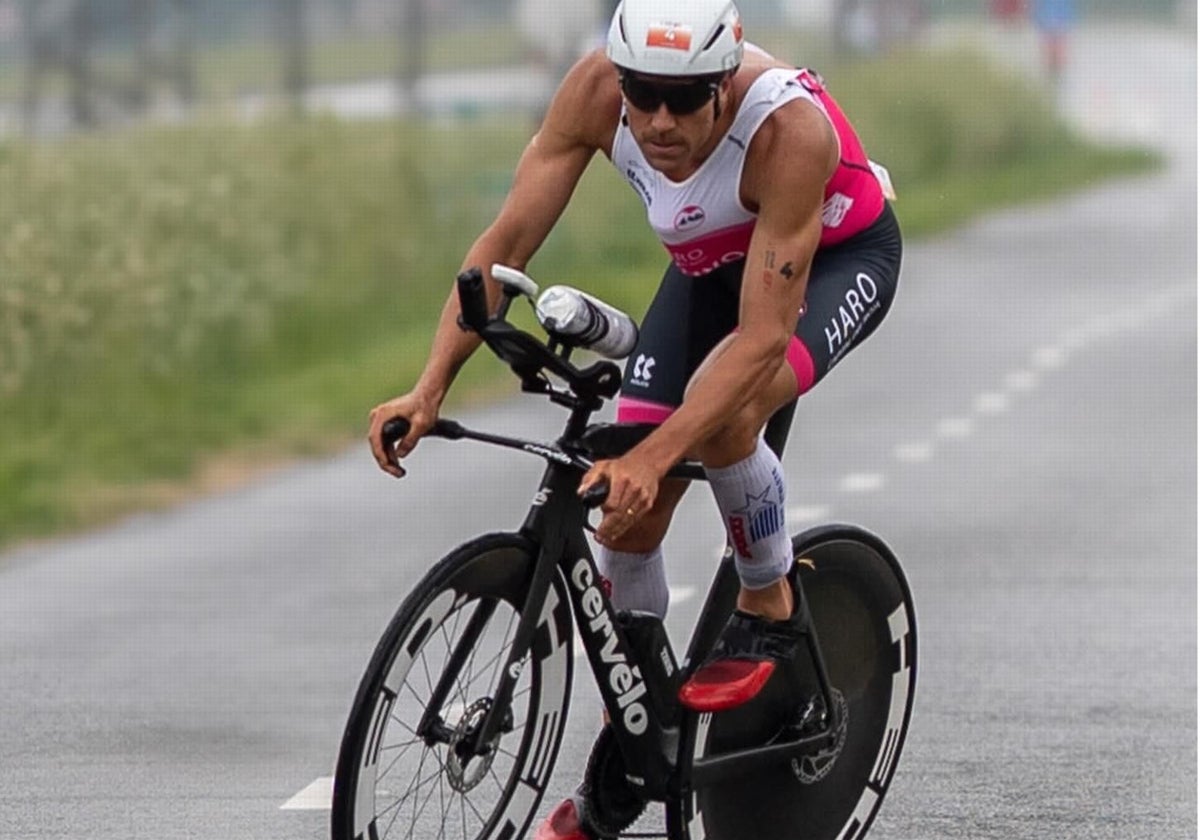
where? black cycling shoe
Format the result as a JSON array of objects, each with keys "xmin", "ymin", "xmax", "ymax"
[{"xmin": 678, "ymin": 569, "xmax": 808, "ymax": 712}]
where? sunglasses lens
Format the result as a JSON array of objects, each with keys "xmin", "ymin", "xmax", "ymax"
[
  {"xmin": 621, "ymin": 75, "xmax": 716, "ymax": 115},
  {"xmin": 663, "ymin": 82, "xmax": 716, "ymax": 114},
  {"xmin": 620, "ymin": 75, "xmax": 663, "ymax": 112}
]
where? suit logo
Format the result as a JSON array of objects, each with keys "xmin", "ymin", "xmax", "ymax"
[
  {"xmin": 632, "ymin": 354, "xmax": 656, "ymax": 383},
  {"xmin": 673, "ymin": 205, "xmax": 706, "ymax": 231}
]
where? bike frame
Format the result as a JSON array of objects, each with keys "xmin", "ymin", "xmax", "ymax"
[
  {"xmin": 414, "ymin": 414, "xmax": 842, "ymax": 812},
  {"xmin": 407, "ymin": 269, "xmax": 844, "ymax": 822}
]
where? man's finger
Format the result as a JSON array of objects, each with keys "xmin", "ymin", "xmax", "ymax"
[{"xmin": 578, "ymin": 464, "xmax": 606, "ymax": 496}]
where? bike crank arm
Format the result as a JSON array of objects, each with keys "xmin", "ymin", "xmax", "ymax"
[{"xmin": 688, "ymin": 727, "xmax": 839, "ymax": 789}]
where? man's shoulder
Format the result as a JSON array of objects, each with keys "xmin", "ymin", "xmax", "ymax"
[
  {"xmin": 740, "ymin": 93, "xmax": 838, "ymax": 208},
  {"xmin": 548, "ymin": 50, "xmax": 623, "ymax": 147},
  {"xmin": 568, "ymin": 48, "xmax": 621, "ymax": 91},
  {"xmin": 750, "ymin": 92, "xmax": 836, "ymax": 163}
]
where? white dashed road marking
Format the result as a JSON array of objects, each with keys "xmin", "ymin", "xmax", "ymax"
[
  {"xmin": 936, "ymin": 417, "xmax": 974, "ymax": 439},
  {"xmin": 787, "ymin": 504, "xmax": 832, "ymax": 523},
  {"xmin": 1005, "ymin": 370, "xmax": 1039, "ymax": 392},
  {"xmin": 894, "ymin": 442, "xmax": 933, "ymax": 463},
  {"xmin": 668, "ymin": 585, "xmax": 696, "ymax": 604},
  {"xmin": 1032, "ymin": 346, "xmax": 1067, "ymax": 370},
  {"xmin": 793, "ymin": 283, "xmax": 1195, "ymax": 519},
  {"xmin": 974, "ymin": 392, "xmax": 1010, "ymax": 414},
  {"xmin": 840, "ymin": 473, "xmax": 886, "ymax": 493}
]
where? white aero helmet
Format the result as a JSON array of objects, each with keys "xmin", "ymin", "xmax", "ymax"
[{"xmin": 606, "ymin": 0, "xmax": 745, "ymax": 77}]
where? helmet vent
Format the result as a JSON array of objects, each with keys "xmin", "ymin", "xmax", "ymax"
[{"xmin": 701, "ymin": 24, "xmax": 725, "ymax": 52}]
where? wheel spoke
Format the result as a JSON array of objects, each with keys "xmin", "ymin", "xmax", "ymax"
[
  {"xmin": 406, "ymin": 755, "xmax": 450, "ymax": 838},
  {"xmin": 486, "ymin": 611, "xmax": 519, "ymax": 691},
  {"xmin": 460, "ymin": 785, "xmax": 490, "ymax": 825},
  {"xmin": 437, "ymin": 761, "xmax": 449, "ymax": 840},
  {"xmin": 378, "ymin": 733, "xmax": 422, "ymax": 753},
  {"xmin": 400, "ymin": 675, "xmax": 430, "ymax": 716}
]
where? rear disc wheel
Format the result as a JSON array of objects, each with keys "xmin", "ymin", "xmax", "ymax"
[{"xmin": 687, "ymin": 526, "xmax": 917, "ymax": 840}]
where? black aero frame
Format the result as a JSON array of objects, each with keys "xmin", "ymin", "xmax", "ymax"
[{"xmin": 334, "ymin": 266, "xmax": 917, "ymax": 840}]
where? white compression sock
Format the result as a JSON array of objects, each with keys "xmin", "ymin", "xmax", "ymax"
[
  {"xmin": 705, "ymin": 436, "xmax": 792, "ymax": 590},
  {"xmin": 595, "ymin": 543, "xmax": 670, "ymax": 619}
]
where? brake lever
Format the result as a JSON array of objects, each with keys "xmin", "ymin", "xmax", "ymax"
[{"xmin": 579, "ymin": 483, "xmax": 609, "ymax": 509}]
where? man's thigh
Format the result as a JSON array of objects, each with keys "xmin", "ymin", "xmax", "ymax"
[{"xmin": 617, "ymin": 261, "xmax": 741, "ymax": 424}]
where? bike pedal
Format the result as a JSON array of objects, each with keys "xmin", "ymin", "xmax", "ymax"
[{"xmin": 677, "ymin": 659, "xmax": 776, "ymax": 713}]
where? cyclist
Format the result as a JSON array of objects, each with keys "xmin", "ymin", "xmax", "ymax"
[
  {"xmin": 368, "ymin": 0, "xmax": 901, "ymax": 834},
  {"xmin": 1030, "ymin": 0, "xmax": 1077, "ymax": 84}
]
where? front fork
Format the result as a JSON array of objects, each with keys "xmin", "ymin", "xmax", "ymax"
[{"xmin": 415, "ymin": 462, "xmax": 678, "ymax": 797}]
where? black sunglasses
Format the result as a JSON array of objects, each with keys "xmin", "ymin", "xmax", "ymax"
[{"xmin": 619, "ymin": 72, "xmax": 722, "ymax": 116}]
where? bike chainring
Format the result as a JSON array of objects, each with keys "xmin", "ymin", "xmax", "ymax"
[{"xmin": 580, "ymin": 724, "xmax": 648, "ymax": 837}]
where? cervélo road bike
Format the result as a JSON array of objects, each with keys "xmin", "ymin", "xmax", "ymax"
[{"xmin": 331, "ymin": 266, "xmax": 917, "ymax": 840}]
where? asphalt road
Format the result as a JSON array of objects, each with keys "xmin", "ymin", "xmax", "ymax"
[{"xmin": 0, "ymin": 22, "xmax": 1194, "ymax": 840}]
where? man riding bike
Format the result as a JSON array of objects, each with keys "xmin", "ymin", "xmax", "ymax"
[{"xmin": 367, "ymin": 1, "xmax": 902, "ymax": 836}]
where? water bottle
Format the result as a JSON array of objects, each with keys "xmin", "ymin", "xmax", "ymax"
[{"xmin": 535, "ymin": 285, "xmax": 639, "ymax": 359}]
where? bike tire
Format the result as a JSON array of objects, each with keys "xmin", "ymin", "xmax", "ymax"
[
  {"xmin": 686, "ymin": 525, "xmax": 917, "ymax": 840},
  {"xmin": 331, "ymin": 533, "xmax": 574, "ymax": 840}
]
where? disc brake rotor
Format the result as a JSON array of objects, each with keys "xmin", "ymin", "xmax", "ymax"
[{"xmin": 446, "ymin": 698, "xmax": 502, "ymax": 793}]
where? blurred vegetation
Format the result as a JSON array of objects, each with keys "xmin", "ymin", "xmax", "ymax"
[{"xmin": 0, "ymin": 46, "xmax": 1159, "ymax": 550}]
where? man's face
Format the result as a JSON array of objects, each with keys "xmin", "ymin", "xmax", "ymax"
[{"xmin": 620, "ymin": 72, "xmax": 728, "ymax": 178}]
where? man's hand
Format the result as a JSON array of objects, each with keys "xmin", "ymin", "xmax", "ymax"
[
  {"xmin": 579, "ymin": 455, "xmax": 662, "ymax": 546},
  {"xmin": 367, "ymin": 392, "xmax": 440, "ymax": 478}
]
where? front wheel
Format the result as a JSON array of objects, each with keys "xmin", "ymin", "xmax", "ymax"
[
  {"xmin": 686, "ymin": 525, "xmax": 917, "ymax": 840},
  {"xmin": 331, "ymin": 533, "xmax": 574, "ymax": 840}
]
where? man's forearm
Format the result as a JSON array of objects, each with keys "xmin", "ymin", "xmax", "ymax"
[{"xmin": 412, "ymin": 243, "xmax": 521, "ymax": 401}]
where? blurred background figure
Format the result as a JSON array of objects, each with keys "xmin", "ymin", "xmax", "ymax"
[
  {"xmin": 989, "ymin": 0, "xmax": 1026, "ymax": 25},
  {"xmin": 1030, "ymin": 0, "xmax": 1077, "ymax": 85},
  {"xmin": 823, "ymin": 0, "xmax": 926, "ymax": 55},
  {"xmin": 515, "ymin": 0, "xmax": 600, "ymax": 83}
]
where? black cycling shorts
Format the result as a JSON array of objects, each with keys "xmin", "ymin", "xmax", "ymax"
[{"xmin": 617, "ymin": 203, "xmax": 902, "ymax": 424}]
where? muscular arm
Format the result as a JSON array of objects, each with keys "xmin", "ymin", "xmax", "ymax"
[
  {"xmin": 410, "ymin": 53, "xmax": 621, "ymax": 405},
  {"xmin": 630, "ymin": 100, "xmax": 838, "ymax": 474},
  {"xmin": 369, "ymin": 53, "xmax": 620, "ymax": 475}
]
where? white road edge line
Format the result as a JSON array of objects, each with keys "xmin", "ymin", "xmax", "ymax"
[{"xmin": 281, "ymin": 775, "xmax": 333, "ymax": 810}]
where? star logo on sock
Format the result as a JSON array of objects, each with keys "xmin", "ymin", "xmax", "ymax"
[
  {"xmin": 732, "ymin": 483, "xmax": 775, "ymax": 516},
  {"xmin": 732, "ymin": 483, "xmax": 784, "ymax": 544}
]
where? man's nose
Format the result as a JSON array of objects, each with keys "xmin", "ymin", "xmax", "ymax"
[{"xmin": 649, "ymin": 103, "xmax": 676, "ymax": 131}]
